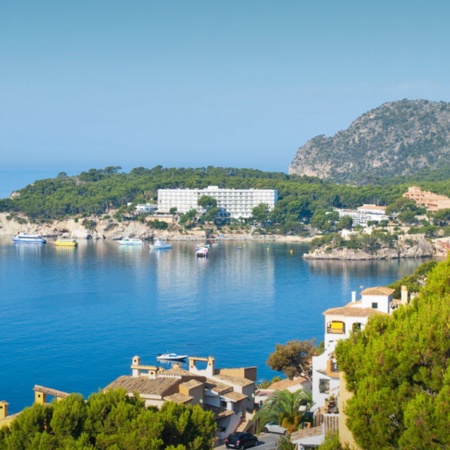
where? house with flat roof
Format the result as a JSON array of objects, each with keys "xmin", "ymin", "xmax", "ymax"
[
  {"xmin": 336, "ymin": 204, "xmax": 388, "ymax": 227},
  {"xmin": 157, "ymin": 186, "xmax": 278, "ymax": 219}
]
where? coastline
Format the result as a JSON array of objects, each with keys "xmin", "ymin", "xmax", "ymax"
[{"xmin": 0, "ymin": 213, "xmax": 313, "ymax": 244}]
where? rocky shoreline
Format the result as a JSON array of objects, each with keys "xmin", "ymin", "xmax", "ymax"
[
  {"xmin": 303, "ymin": 236, "xmax": 435, "ymax": 260},
  {"xmin": 1, "ymin": 213, "xmax": 448, "ymax": 259},
  {"xmin": 0, "ymin": 213, "xmax": 310, "ymax": 243}
]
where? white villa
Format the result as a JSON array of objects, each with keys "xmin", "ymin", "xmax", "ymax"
[
  {"xmin": 157, "ymin": 186, "xmax": 278, "ymax": 219},
  {"xmin": 311, "ymin": 286, "xmax": 401, "ymax": 410},
  {"xmin": 336, "ymin": 204, "xmax": 388, "ymax": 227},
  {"xmin": 291, "ymin": 286, "xmax": 410, "ymax": 449}
]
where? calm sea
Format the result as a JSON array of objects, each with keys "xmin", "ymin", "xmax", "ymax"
[{"xmin": 0, "ymin": 237, "xmax": 423, "ymax": 413}]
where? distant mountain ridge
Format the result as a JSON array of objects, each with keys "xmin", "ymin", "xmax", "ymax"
[{"xmin": 289, "ymin": 99, "xmax": 450, "ymax": 184}]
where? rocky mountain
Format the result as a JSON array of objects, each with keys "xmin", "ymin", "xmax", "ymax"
[{"xmin": 289, "ymin": 99, "xmax": 450, "ymax": 184}]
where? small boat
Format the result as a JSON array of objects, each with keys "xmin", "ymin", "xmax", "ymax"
[
  {"xmin": 195, "ymin": 244, "xmax": 209, "ymax": 257},
  {"xmin": 157, "ymin": 353, "xmax": 188, "ymax": 361},
  {"xmin": 54, "ymin": 238, "xmax": 77, "ymax": 247},
  {"xmin": 118, "ymin": 238, "xmax": 144, "ymax": 246},
  {"xmin": 12, "ymin": 234, "xmax": 46, "ymax": 244},
  {"xmin": 150, "ymin": 238, "xmax": 172, "ymax": 250}
]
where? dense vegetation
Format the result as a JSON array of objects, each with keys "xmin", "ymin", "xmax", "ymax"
[
  {"xmin": 289, "ymin": 99, "xmax": 450, "ymax": 184},
  {"xmin": 0, "ymin": 389, "xmax": 216, "ymax": 450},
  {"xmin": 5, "ymin": 165, "xmax": 450, "ymax": 236},
  {"xmin": 335, "ymin": 256, "xmax": 450, "ymax": 449}
]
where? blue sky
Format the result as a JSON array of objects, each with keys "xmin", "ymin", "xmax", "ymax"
[{"xmin": 1, "ymin": 0, "xmax": 450, "ymax": 184}]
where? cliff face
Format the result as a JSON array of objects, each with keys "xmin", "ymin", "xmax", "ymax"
[
  {"xmin": 289, "ymin": 99, "xmax": 450, "ymax": 184},
  {"xmin": 303, "ymin": 236, "xmax": 434, "ymax": 260}
]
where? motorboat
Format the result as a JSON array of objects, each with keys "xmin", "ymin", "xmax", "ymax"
[
  {"xmin": 195, "ymin": 244, "xmax": 209, "ymax": 257},
  {"xmin": 12, "ymin": 234, "xmax": 46, "ymax": 244},
  {"xmin": 157, "ymin": 353, "xmax": 188, "ymax": 361},
  {"xmin": 118, "ymin": 238, "xmax": 144, "ymax": 246},
  {"xmin": 150, "ymin": 238, "xmax": 172, "ymax": 250},
  {"xmin": 54, "ymin": 238, "xmax": 77, "ymax": 247}
]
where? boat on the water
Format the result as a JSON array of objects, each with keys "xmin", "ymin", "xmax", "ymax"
[
  {"xmin": 157, "ymin": 353, "xmax": 188, "ymax": 361},
  {"xmin": 12, "ymin": 234, "xmax": 46, "ymax": 244},
  {"xmin": 150, "ymin": 238, "xmax": 172, "ymax": 250},
  {"xmin": 195, "ymin": 244, "xmax": 209, "ymax": 257},
  {"xmin": 118, "ymin": 238, "xmax": 144, "ymax": 246},
  {"xmin": 54, "ymin": 238, "xmax": 77, "ymax": 247}
]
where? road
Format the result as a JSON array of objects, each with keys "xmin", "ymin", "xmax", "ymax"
[{"xmin": 216, "ymin": 432, "xmax": 283, "ymax": 450}]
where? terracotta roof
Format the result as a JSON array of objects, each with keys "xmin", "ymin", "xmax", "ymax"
[
  {"xmin": 323, "ymin": 306, "xmax": 385, "ymax": 317},
  {"xmin": 180, "ymin": 379, "xmax": 204, "ymax": 390},
  {"xmin": 214, "ymin": 374, "xmax": 254, "ymax": 387},
  {"xmin": 361, "ymin": 286, "xmax": 395, "ymax": 296},
  {"xmin": 163, "ymin": 366, "xmax": 199, "ymax": 377},
  {"xmin": 358, "ymin": 205, "xmax": 386, "ymax": 211},
  {"xmin": 164, "ymin": 393, "xmax": 193, "ymax": 403},
  {"xmin": 205, "ymin": 379, "xmax": 233, "ymax": 395},
  {"xmin": 222, "ymin": 391, "xmax": 248, "ymax": 402},
  {"xmin": 104, "ymin": 376, "xmax": 180, "ymax": 396},
  {"xmin": 33, "ymin": 385, "xmax": 70, "ymax": 398},
  {"xmin": 204, "ymin": 404, "xmax": 235, "ymax": 419},
  {"xmin": 291, "ymin": 425, "xmax": 323, "ymax": 442},
  {"xmin": 268, "ymin": 377, "xmax": 308, "ymax": 391}
]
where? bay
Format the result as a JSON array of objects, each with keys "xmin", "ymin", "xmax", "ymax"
[{"xmin": 0, "ymin": 237, "xmax": 423, "ymax": 413}]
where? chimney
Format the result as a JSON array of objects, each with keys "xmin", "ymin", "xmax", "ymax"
[
  {"xmin": 401, "ymin": 285, "xmax": 408, "ymax": 305},
  {"xmin": 131, "ymin": 356, "xmax": 141, "ymax": 377},
  {"xmin": 206, "ymin": 356, "xmax": 215, "ymax": 377},
  {"xmin": 351, "ymin": 291, "xmax": 356, "ymax": 302},
  {"xmin": 0, "ymin": 401, "xmax": 8, "ymax": 419}
]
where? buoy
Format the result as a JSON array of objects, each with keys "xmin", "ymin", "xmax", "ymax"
[{"xmin": 290, "ymin": 249, "xmax": 293, "ymax": 254}]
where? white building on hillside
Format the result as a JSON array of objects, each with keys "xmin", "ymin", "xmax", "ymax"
[
  {"xmin": 157, "ymin": 186, "xmax": 278, "ymax": 219},
  {"xmin": 336, "ymin": 204, "xmax": 388, "ymax": 227},
  {"xmin": 311, "ymin": 286, "xmax": 399, "ymax": 411}
]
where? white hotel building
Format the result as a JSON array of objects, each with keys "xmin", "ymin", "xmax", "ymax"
[{"xmin": 157, "ymin": 186, "xmax": 278, "ymax": 219}]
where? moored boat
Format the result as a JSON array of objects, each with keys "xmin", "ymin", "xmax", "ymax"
[
  {"xmin": 54, "ymin": 238, "xmax": 77, "ymax": 247},
  {"xmin": 12, "ymin": 234, "xmax": 46, "ymax": 244},
  {"xmin": 150, "ymin": 238, "xmax": 172, "ymax": 250},
  {"xmin": 195, "ymin": 244, "xmax": 209, "ymax": 257},
  {"xmin": 157, "ymin": 353, "xmax": 188, "ymax": 361},
  {"xmin": 118, "ymin": 238, "xmax": 144, "ymax": 246}
]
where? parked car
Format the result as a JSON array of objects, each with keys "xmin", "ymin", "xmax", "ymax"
[
  {"xmin": 262, "ymin": 422, "xmax": 287, "ymax": 435},
  {"xmin": 225, "ymin": 432, "xmax": 258, "ymax": 449}
]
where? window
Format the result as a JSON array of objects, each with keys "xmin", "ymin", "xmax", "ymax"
[
  {"xmin": 372, "ymin": 302, "xmax": 378, "ymax": 309},
  {"xmin": 319, "ymin": 379, "xmax": 330, "ymax": 394}
]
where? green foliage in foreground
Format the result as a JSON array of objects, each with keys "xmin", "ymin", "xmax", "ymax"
[
  {"xmin": 335, "ymin": 257, "xmax": 450, "ymax": 449},
  {"xmin": 254, "ymin": 389, "xmax": 313, "ymax": 433},
  {"xmin": 387, "ymin": 259, "xmax": 437, "ymax": 298},
  {"xmin": 0, "ymin": 389, "xmax": 216, "ymax": 450},
  {"xmin": 266, "ymin": 339, "xmax": 318, "ymax": 380}
]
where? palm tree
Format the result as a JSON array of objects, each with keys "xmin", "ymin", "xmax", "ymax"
[{"xmin": 254, "ymin": 389, "xmax": 313, "ymax": 433}]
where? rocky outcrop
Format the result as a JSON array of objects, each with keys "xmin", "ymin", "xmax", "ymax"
[
  {"xmin": 289, "ymin": 99, "xmax": 450, "ymax": 184},
  {"xmin": 0, "ymin": 214, "xmax": 158, "ymax": 241},
  {"xmin": 303, "ymin": 236, "xmax": 434, "ymax": 260}
]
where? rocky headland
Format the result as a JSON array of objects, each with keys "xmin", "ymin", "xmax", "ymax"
[{"xmin": 303, "ymin": 235, "xmax": 434, "ymax": 260}]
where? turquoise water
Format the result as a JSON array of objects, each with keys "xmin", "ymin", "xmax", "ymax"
[{"xmin": 0, "ymin": 238, "xmax": 423, "ymax": 413}]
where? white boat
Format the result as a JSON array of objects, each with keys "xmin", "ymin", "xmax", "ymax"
[
  {"xmin": 195, "ymin": 244, "xmax": 209, "ymax": 257},
  {"xmin": 157, "ymin": 353, "xmax": 188, "ymax": 361},
  {"xmin": 118, "ymin": 238, "xmax": 144, "ymax": 246},
  {"xmin": 12, "ymin": 234, "xmax": 46, "ymax": 244},
  {"xmin": 150, "ymin": 238, "xmax": 172, "ymax": 250}
]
